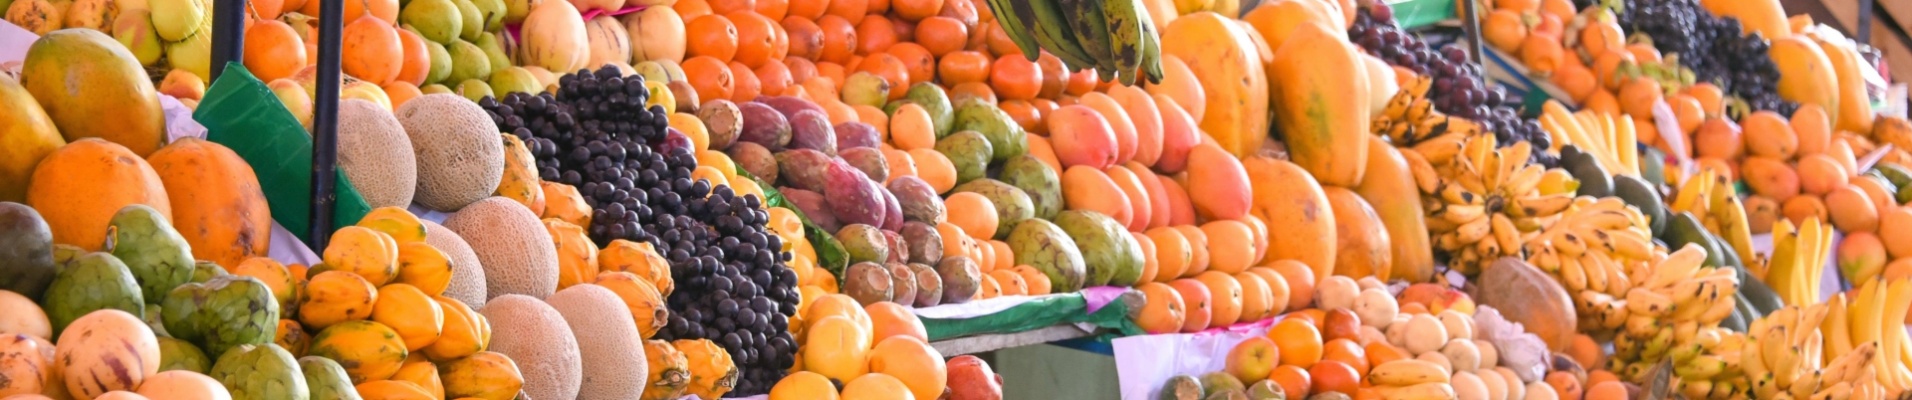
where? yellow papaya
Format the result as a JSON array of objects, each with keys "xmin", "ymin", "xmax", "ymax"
[
  {"xmin": 355, "ymin": 380, "xmax": 436, "ymax": 400},
  {"xmin": 595, "ymin": 271, "xmax": 670, "ymax": 339},
  {"xmin": 599, "ymin": 239, "xmax": 676, "ymax": 296},
  {"xmin": 300, "ymin": 270, "xmax": 378, "ymax": 330},
  {"xmin": 395, "ymin": 242, "xmax": 454, "ymax": 296},
  {"xmin": 323, "ymin": 226, "xmax": 399, "ymax": 285},
  {"xmin": 425, "ymin": 296, "xmax": 488, "ymax": 362},
  {"xmin": 1159, "ymin": 12, "xmax": 1270, "ymax": 158},
  {"xmin": 357, "ymin": 206, "xmax": 429, "ymax": 245},
  {"xmin": 546, "ymin": 219, "xmax": 599, "ymax": 290},
  {"xmin": 310, "ymin": 320, "xmax": 409, "ymax": 383},
  {"xmin": 1769, "ymin": 36, "xmax": 1839, "ymax": 125},
  {"xmin": 1354, "ymin": 137, "xmax": 1433, "ymax": 282},
  {"xmin": 231, "ymin": 257, "xmax": 299, "ymax": 312},
  {"xmin": 440, "ymin": 351, "xmax": 525, "ymax": 400},
  {"xmin": 392, "ymin": 358, "xmax": 446, "ymax": 400},
  {"xmin": 1269, "ymin": 22, "xmax": 1369, "ymax": 188},
  {"xmin": 497, "ymin": 134, "xmax": 547, "ymax": 215},
  {"xmin": 371, "ymin": 284, "xmax": 445, "ymax": 351}
]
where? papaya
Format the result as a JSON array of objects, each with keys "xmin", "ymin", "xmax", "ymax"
[
  {"xmin": 0, "ymin": 75, "xmax": 64, "ymax": 203},
  {"xmin": 147, "ymin": 138, "xmax": 274, "ymax": 270},
  {"xmin": 322, "ymin": 226, "xmax": 400, "ymax": 286},
  {"xmin": 1159, "ymin": 12, "xmax": 1270, "ymax": 158},
  {"xmin": 394, "ymin": 242, "xmax": 454, "ymax": 296},
  {"xmin": 1240, "ymin": 0, "xmax": 1342, "ymax": 60},
  {"xmin": 26, "ymin": 139, "xmax": 172, "ymax": 251},
  {"xmin": 1803, "ymin": 32, "xmax": 1874, "ymax": 134},
  {"xmin": 1354, "ymin": 137, "xmax": 1433, "ymax": 282},
  {"xmin": 370, "ymin": 284, "xmax": 444, "ymax": 351},
  {"xmin": 424, "ymin": 296, "xmax": 489, "ymax": 362},
  {"xmin": 356, "ymin": 207, "xmax": 429, "ymax": 245},
  {"xmin": 309, "ymin": 320, "xmax": 409, "ymax": 383},
  {"xmin": 1322, "ymin": 187, "xmax": 1390, "ymax": 280},
  {"xmin": 1269, "ymin": 22, "xmax": 1368, "ymax": 187},
  {"xmin": 1698, "ymin": 0, "xmax": 1789, "ymax": 39},
  {"xmin": 20, "ymin": 29, "xmax": 167, "ymax": 156},
  {"xmin": 1768, "ymin": 36, "xmax": 1839, "ymax": 125},
  {"xmin": 1241, "ymin": 156, "xmax": 1335, "ymax": 282},
  {"xmin": 438, "ymin": 351, "xmax": 524, "ymax": 400}
]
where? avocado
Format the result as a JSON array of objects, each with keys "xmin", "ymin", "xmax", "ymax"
[
  {"xmin": 1663, "ymin": 212, "xmax": 1725, "ymax": 268},
  {"xmin": 1639, "ymin": 145, "xmax": 1667, "ymax": 187},
  {"xmin": 1565, "ymin": 150, "xmax": 1612, "ymax": 198},
  {"xmin": 1722, "ymin": 292, "xmax": 1752, "ymax": 332},
  {"xmin": 1737, "ymin": 267, "xmax": 1785, "ymax": 316},
  {"xmin": 1611, "ymin": 175, "xmax": 1665, "ymax": 235},
  {"xmin": 1713, "ymin": 230, "xmax": 1744, "ymax": 269}
]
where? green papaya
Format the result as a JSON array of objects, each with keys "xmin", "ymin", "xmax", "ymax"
[
  {"xmin": 107, "ymin": 204, "xmax": 196, "ymax": 304},
  {"xmin": 210, "ymin": 344, "xmax": 310, "ymax": 400},
  {"xmin": 162, "ymin": 275, "xmax": 281, "ymax": 358},
  {"xmin": 43, "ymin": 251, "xmax": 144, "ymax": 336}
]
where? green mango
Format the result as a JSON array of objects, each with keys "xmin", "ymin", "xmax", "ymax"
[
  {"xmin": 158, "ymin": 336, "xmax": 212, "ymax": 373},
  {"xmin": 162, "ymin": 275, "xmax": 281, "ymax": 359},
  {"xmin": 43, "ymin": 251, "xmax": 144, "ymax": 337},
  {"xmin": 954, "ymin": 101, "xmax": 1028, "ymax": 163},
  {"xmin": 998, "ymin": 155, "xmax": 1064, "ymax": 220},
  {"xmin": 299, "ymin": 356, "xmax": 363, "ymax": 400},
  {"xmin": 0, "ymin": 202, "xmax": 57, "ymax": 300},
  {"xmin": 108, "ymin": 204, "xmax": 195, "ymax": 304},
  {"xmin": 1054, "ymin": 210, "xmax": 1145, "ymax": 287},
  {"xmin": 210, "ymin": 344, "xmax": 309, "ymax": 400}
]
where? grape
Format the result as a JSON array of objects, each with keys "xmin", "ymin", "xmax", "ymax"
[
  {"xmin": 1349, "ymin": 3, "xmax": 1553, "ymax": 166},
  {"xmin": 1618, "ymin": 0, "xmax": 1793, "ymax": 114},
  {"xmin": 478, "ymin": 66, "xmax": 799, "ymax": 395}
]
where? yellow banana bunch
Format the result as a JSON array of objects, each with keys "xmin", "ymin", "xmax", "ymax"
[
  {"xmin": 1842, "ymin": 278, "xmax": 1912, "ymax": 396},
  {"xmin": 1602, "ymin": 243, "xmax": 1752, "ymax": 397},
  {"xmin": 1524, "ymin": 197, "xmax": 1658, "ymax": 336},
  {"xmin": 1670, "ymin": 168, "xmax": 1758, "ymax": 271},
  {"xmin": 1762, "ymin": 217, "xmax": 1834, "ymax": 307},
  {"xmin": 1734, "ymin": 302, "xmax": 1840, "ymax": 399},
  {"xmin": 1373, "ymin": 75, "xmax": 1486, "ymax": 166},
  {"xmin": 1540, "ymin": 100, "xmax": 1639, "ymax": 176},
  {"xmin": 1418, "ymin": 134, "xmax": 1564, "ymax": 275}
]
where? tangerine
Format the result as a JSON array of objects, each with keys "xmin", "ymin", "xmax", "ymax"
[
  {"xmin": 707, "ymin": 0, "xmax": 756, "ymax": 14},
  {"xmin": 686, "ymin": 14, "xmax": 741, "ymax": 62},
  {"xmin": 754, "ymin": 0, "xmax": 790, "ymax": 20},
  {"xmin": 683, "ymin": 56, "xmax": 736, "ymax": 103},
  {"xmin": 817, "ymin": 15, "xmax": 859, "ymax": 63},
  {"xmin": 984, "ymin": 22, "xmax": 1020, "ymax": 58},
  {"xmin": 915, "ymin": 16, "xmax": 970, "ymax": 56},
  {"xmin": 887, "ymin": 43, "xmax": 936, "ymax": 86},
  {"xmin": 1268, "ymin": 365, "xmax": 1312, "ymax": 399},
  {"xmin": 856, "ymin": 16, "xmax": 900, "ymax": 55},
  {"xmin": 1036, "ymin": 53, "xmax": 1067, "ymax": 99},
  {"xmin": 826, "ymin": 0, "xmax": 869, "ymax": 24},
  {"xmin": 1270, "ymin": 318, "xmax": 1323, "ymax": 367},
  {"xmin": 999, "ymin": 100, "xmax": 1042, "ymax": 134},
  {"xmin": 787, "ymin": 0, "xmax": 829, "ymax": 18},
  {"xmin": 676, "ymin": 0, "xmax": 716, "ymax": 20},
  {"xmin": 756, "ymin": 61, "xmax": 794, "ymax": 96},
  {"xmin": 785, "ymin": 57, "xmax": 820, "ymax": 82},
  {"xmin": 937, "ymin": 0, "xmax": 978, "ymax": 28},
  {"xmin": 1320, "ymin": 338, "xmax": 1368, "ymax": 376},
  {"xmin": 1064, "ymin": 68, "xmax": 1097, "ymax": 96},
  {"xmin": 893, "ymin": 0, "xmax": 944, "ymax": 21},
  {"xmin": 939, "ymin": 50, "xmax": 993, "ymax": 84},
  {"xmin": 728, "ymin": 61, "xmax": 762, "ymax": 101},
  {"xmin": 989, "ymin": 54, "xmax": 1042, "ymax": 100},
  {"xmin": 783, "ymin": 17, "xmax": 826, "ymax": 59},
  {"xmin": 726, "ymin": 11, "xmax": 779, "ymax": 68},
  {"xmin": 856, "ymin": 53, "xmax": 911, "ymax": 100}
]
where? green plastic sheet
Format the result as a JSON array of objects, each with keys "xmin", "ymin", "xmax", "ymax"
[
  {"xmin": 194, "ymin": 63, "xmax": 372, "ymax": 244},
  {"xmin": 921, "ymin": 292, "xmax": 1144, "ymax": 342}
]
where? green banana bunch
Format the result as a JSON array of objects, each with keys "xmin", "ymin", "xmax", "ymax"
[{"xmin": 978, "ymin": 0, "xmax": 1163, "ymax": 85}]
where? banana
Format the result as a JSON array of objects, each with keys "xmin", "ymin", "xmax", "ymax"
[
  {"xmin": 1582, "ymin": 253, "xmax": 1611, "ymax": 293},
  {"xmin": 1627, "ymin": 288, "xmax": 1675, "ymax": 316},
  {"xmin": 1501, "ymin": 164, "xmax": 1545, "ymax": 197},
  {"xmin": 1439, "ymin": 184, "xmax": 1483, "ymax": 207},
  {"xmin": 1605, "ymin": 229, "xmax": 1654, "ymax": 260},
  {"xmin": 1646, "ymin": 244, "xmax": 1709, "ymax": 289},
  {"xmin": 1699, "ymin": 285, "xmax": 1739, "ymax": 323},
  {"xmin": 986, "ymin": 0, "xmax": 1043, "ymax": 61},
  {"xmin": 1410, "ymin": 131, "xmax": 1467, "ymax": 165},
  {"xmin": 1372, "ymin": 382, "xmax": 1458, "ymax": 400},
  {"xmin": 1401, "ymin": 150, "xmax": 1442, "ymax": 194},
  {"xmin": 1133, "ymin": 4, "xmax": 1163, "ymax": 83},
  {"xmin": 1510, "ymin": 193, "xmax": 1574, "ymax": 219},
  {"xmin": 1560, "ymin": 256, "xmax": 1590, "ymax": 291},
  {"xmin": 1879, "ymin": 279, "xmax": 1912, "ymax": 392},
  {"xmin": 1101, "ymin": 0, "xmax": 1144, "ymax": 85},
  {"xmin": 1020, "ymin": 0, "xmax": 1098, "ymax": 71},
  {"xmin": 1491, "ymin": 214, "xmax": 1520, "ymax": 257},
  {"xmin": 1678, "ymin": 355, "xmax": 1729, "ymax": 380},
  {"xmin": 1824, "ymin": 293, "xmax": 1854, "ymax": 359},
  {"xmin": 1367, "ymin": 360, "xmax": 1451, "ymax": 386},
  {"xmin": 1059, "ymin": 0, "xmax": 1116, "ymax": 74},
  {"xmin": 1454, "ymin": 215, "xmax": 1493, "ymax": 245}
]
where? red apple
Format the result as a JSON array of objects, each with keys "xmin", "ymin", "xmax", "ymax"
[
  {"xmin": 1225, "ymin": 336, "xmax": 1281, "ymax": 383},
  {"xmin": 1397, "ymin": 283, "xmax": 1477, "ymax": 315}
]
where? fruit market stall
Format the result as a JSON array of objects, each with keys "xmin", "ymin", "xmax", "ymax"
[{"xmin": 6, "ymin": 0, "xmax": 1912, "ymax": 397}]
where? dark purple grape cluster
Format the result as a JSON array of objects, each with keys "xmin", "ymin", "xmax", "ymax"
[
  {"xmin": 1617, "ymin": 0, "xmax": 1794, "ymax": 114},
  {"xmin": 478, "ymin": 66, "xmax": 799, "ymax": 396},
  {"xmin": 1349, "ymin": 2, "xmax": 1556, "ymax": 166}
]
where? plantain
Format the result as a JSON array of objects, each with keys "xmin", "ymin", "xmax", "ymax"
[
  {"xmin": 1059, "ymin": 0, "xmax": 1117, "ymax": 80},
  {"xmin": 985, "ymin": 0, "xmax": 1043, "ymax": 61},
  {"xmin": 1018, "ymin": 0, "xmax": 1099, "ymax": 71}
]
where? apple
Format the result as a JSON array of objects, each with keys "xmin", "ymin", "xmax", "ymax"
[
  {"xmin": 267, "ymin": 79, "xmax": 314, "ymax": 130},
  {"xmin": 1320, "ymin": 309, "xmax": 1363, "ymax": 342},
  {"xmin": 1226, "ymin": 336, "xmax": 1281, "ymax": 384},
  {"xmin": 1397, "ymin": 283, "xmax": 1477, "ymax": 315},
  {"xmin": 947, "ymin": 355, "xmax": 1002, "ymax": 400}
]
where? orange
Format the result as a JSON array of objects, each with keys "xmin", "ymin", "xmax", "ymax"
[
  {"xmin": 754, "ymin": 0, "xmax": 790, "ymax": 20},
  {"xmin": 676, "ymin": 0, "xmax": 716, "ymax": 20},
  {"xmin": 944, "ymin": 192, "xmax": 999, "ymax": 240},
  {"xmin": 856, "ymin": 17, "xmax": 899, "ymax": 55},
  {"xmin": 1268, "ymin": 318, "xmax": 1323, "ymax": 367},
  {"xmin": 687, "ymin": 14, "xmax": 741, "ymax": 63},
  {"xmin": 826, "ymin": 0, "xmax": 868, "ymax": 24},
  {"xmin": 893, "ymin": 0, "xmax": 944, "ymax": 21},
  {"xmin": 856, "ymin": 53, "xmax": 912, "ymax": 101},
  {"xmin": 887, "ymin": 43, "xmax": 936, "ymax": 86},
  {"xmin": 1134, "ymin": 282, "xmax": 1187, "ymax": 334},
  {"xmin": 999, "ymin": 100, "xmax": 1042, "ymax": 134},
  {"xmin": 937, "ymin": 0, "xmax": 978, "ymax": 28},
  {"xmin": 949, "ymin": 81, "xmax": 998, "ymax": 105},
  {"xmin": 1036, "ymin": 53, "xmax": 1067, "ymax": 99},
  {"xmin": 985, "ymin": 22, "xmax": 1021, "ymax": 58},
  {"xmin": 756, "ymin": 61, "xmax": 794, "ymax": 96},
  {"xmin": 783, "ymin": 17, "xmax": 826, "ymax": 60},
  {"xmin": 866, "ymin": 336, "xmax": 947, "ymax": 400},
  {"xmin": 1065, "ymin": 68, "xmax": 1097, "ymax": 96},
  {"xmin": 910, "ymin": 149, "xmax": 957, "ymax": 193},
  {"xmin": 683, "ymin": 56, "xmax": 736, "ymax": 104},
  {"xmin": 990, "ymin": 54, "xmax": 1042, "ymax": 101},
  {"xmin": 245, "ymin": 19, "xmax": 308, "ymax": 82},
  {"xmin": 817, "ymin": 15, "xmax": 858, "ymax": 64},
  {"xmin": 1268, "ymin": 365, "xmax": 1312, "ymax": 399},
  {"xmin": 341, "ymin": 15, "xmax": 403, "ymax": 85},
  {"xmin": 707, "ymin": 0, "xmax": 756, "ymax": 14},
  {"xmin": 728, "ymin": 61, "xmax": 762, "ymax": 102},
  {"xmin": 1320, "ymin": 339, "xmax": 1368, "ymax": 376},
  {"xmin": 939, "ymin": 51, "xmax": 993, "ymax": 85},
  {"xmin": 1308, "ymin": 360, "xmax": 1360, "ymax": 396},
  {"xmin": 786, "ymin": 57, "xmax": 820, "ymax": 83},
  {"xmin": 787, "ymin": 0, "xmax": 828, "ymax": 18},
  {"xmin": 726, "ymin": 11, "xmax": 779, "ymax": 68},
  {"xmin": 915, "ymin": 16, "xmax": 970, "ymax": 56},
  {"xmin": 1168, "ymin": 278, "xmax": 1213, "ymax": 332}
]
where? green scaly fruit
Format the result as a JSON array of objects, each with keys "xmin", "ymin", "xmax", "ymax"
[
  {"xmin": 209, "ymin": 344, "xmax": 309, "ymax": 400},
  {"xmin": 106, "ymin": 204, "xmax": 194, "ymax": 305},
  {"xmin": 161, "ymin": 275, "xmax": 280, "ymax": 359},
  {"xmin": 42, "ymin": 251, "xmax": 144, "ymax": 337}
]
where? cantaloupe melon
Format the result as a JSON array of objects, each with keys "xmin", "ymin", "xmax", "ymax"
[
  {"xmin": 338, "ymin": 99, "xmax": 418, "ymax": 208},
  {"xmin": 443, "ymin": 197, "xmax": 559, "ymax": 300},
  {"xmin": 478, "ymin": 294, "xmax": 581, "ymax": 400},
  {"xmin": 395, "ymin": 94, "xmax": 505, "ymax": 212},
  {"xmin": 423, "ymin": 220, "xmax": 488, "ymax": 307},
  {"xmin": 545, "ymin": 284, "xmax": 648, "ymax": 400}
]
